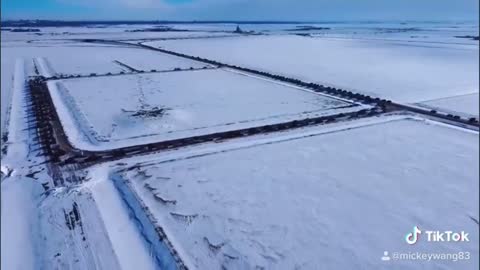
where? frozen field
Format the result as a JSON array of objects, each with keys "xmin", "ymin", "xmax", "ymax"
[
  {"xmin": 43, "ymin": 44, "xmax": 207, "ymax": 76},
  {"xmin": 420, "ymin": 93, "xmax": 479, "ymax": 117},
  {"xmin": 305, "ymin": 23, "xmax": 479, "ymax": 46},
  {"xmin": 1, "ymin": 26, "xmax": 239, "ymax": 42},
  {"xmin": 1, "ymin": 46, "xmax": 15, "ymax": 133},
  {"xmin": 150, "ymin": 34, "xmax": 479, "ymax": 104},
  {"xmin": 119, "ymin": 116, "xmax": 479, "ymax": 270},
  {"xmin": 1, "ymin": 58, "xmax": 156, "ymax": 270},
  {"xmin": 1, "ymin": 22, "xmax": 479, "ymax": 270},
  {"xmin": 29, "ymin": 42, "xmax": 206, "ymax": 76},
  {"xmin": 51, "ymin": 68, "xmax": 355, "ymax": 149},
  {"xmin": 1, "ymin": 41, "xmax": 125, "ymax": 77},
  {"xmin": 0, "ymin": 34, "xmax": 209, "ymax": 131}
]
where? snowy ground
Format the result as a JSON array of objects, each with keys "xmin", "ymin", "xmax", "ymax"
[
  {"xmin": 1, "ymin": 57, "xmax": 158, "ymax": 270},
  {"xmin": 0, "ymin": 45, "xmax": 15, "ymax": 134},
  {"xmin": 304, "ymin": 22, "xmax": 479, "ymax": 46},
  {"xmin": 1, "ymin": 25, "xmax": 240, "ymax": 42},
  {"xmin": 0, "ymin": 32, "xmax": 209, "ymax": 133},
  {"xmin": 49, "ymin": 68, "xmax": 356, "ymax": 150},
  {"xmin": 1, "ymin": 176, "xmax": 44, "ymax": 270},
  {"xmin": 419, "ymin": 93, "xmax": 479, "ymax": 117},
  {"xmin": 117, "ymin": 115, "xmax": 479, "ymax": 270},
  {"xmin": 149, "ymin": 31, "xmax": 478, "ymax": 105},
  {"xmin": 42, "ymin": 44, "xmax": 208, "ymax": 76},
  {"xmin": 1, "ymin": 22, "xmax": 478, "ymax": 270},
  {"xmin": 4, "ymin": 41, "xmax": 207, "ymax": 76}
]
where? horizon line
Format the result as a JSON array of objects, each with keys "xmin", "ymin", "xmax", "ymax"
[{"xmin": 2, "ymin": 19, "xmax": 478, "ymax": 24}]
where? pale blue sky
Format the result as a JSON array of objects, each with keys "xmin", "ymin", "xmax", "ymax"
[{"xmin": 2, "ymin": 0, "xmax": 479, "ymax": 21}]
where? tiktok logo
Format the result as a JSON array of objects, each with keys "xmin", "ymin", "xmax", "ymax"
[{"xmin": 405, "ymin": 226, "xmax": 422, "ymax": 245}]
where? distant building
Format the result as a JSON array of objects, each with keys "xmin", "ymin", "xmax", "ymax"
[{"xmin": 234, "ymin": 25, "xmax": 243, "ymax": 33}]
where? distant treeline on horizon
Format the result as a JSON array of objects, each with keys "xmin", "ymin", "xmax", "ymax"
[
  {"xmin": 2, "ymin": 19, "xmax": 475, "ymax": 28},
  {"xmin": 2, "ymin": 20, "xmax": 314, "ymax": 27}
]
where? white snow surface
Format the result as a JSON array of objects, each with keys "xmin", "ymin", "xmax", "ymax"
[
  {"xmin": 1, "ymin": 59, "xmax": 43, "ymax": 270},
  {"xmin": 0, "ymin": 49, "xmax": 156, "ymax": 270},
  {"xmin": 1, "ymin": 46, "xmax": 15, "ymax": 134},
  {"xmin": 420, "ymin": 93, "xmax": 479, "ymax": 117},
  {"xmin": 36, "ymin": 187, "xmax": 123, "ymax": 270},
  {"xmin": 1, "ymin": 23, "xmax": 479, "ymax": 270},
  {"xmin": 40, "ymin": 45, "xmax": 207, "ymax": 76},
  {"xmin": 51, "ymin": 69, "xmax": 355, "ymax": 150},
  {"xmin": 1, "ymin": 26, "xmax": 239, "ymax": 42},
  {"xmin": 150, "ymin": 34, "xmax": 479, "ymax": 103},
  {"xmin": 119, "ymin": 116, "xmax": 479, "ymax": 270},
  {"xmin": 1, "ymin": 177, "xmax": 44, "ymax": 270},
  {"xmin": 84, "ymin": 167, "xmax": 158, "ymax": 270},
  {"xmin": 1, "ymin": 40, "xmax": 206, "ymax": 79}
]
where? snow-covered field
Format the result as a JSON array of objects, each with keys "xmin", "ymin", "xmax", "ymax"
[
  {"xmin": 1, "ymin": 22, "xmax": 479, "ymax": 270},
  {"xmin": 1, "ymin": 57, "xmax": 157, "ymax": 270},
  {"xmin": 1, "ymin": 177, "xmax": 44, "ymax": 270},
  {"xmin": 1, "ymin": 26, "xmax": 240, "ymax": 42},
  {"xmin": 51, "ymin": 68, "xmax": 355, "ymax": 149},
  {"xmin": 43, "ymin": 44, "xmax": 208, "ymax": 76},
  {"xmin": 6, "ymin": 42, "xmax": 207, "ymax": 76},
  {"xmin": 0, "ymin": 46, "xmax": 15, "ymax": 134},
  {"xmin": 305, "ymin": 22, "xmax": 479, "ymax": 46},
  {"xmin": 420, "ymin": 93, "xmax": 479, "ymax": 117},
  {"xmin": 118, "ymin": 116, "xmax": 479, "ymax": 270},
  {"xmin": 149, "ymin": 32, "xmax": 479, "ymax": 105}
]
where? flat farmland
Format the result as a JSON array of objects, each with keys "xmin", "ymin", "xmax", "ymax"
[
  {"xmin": 419, "ymin": 93, "xmax": 479, "ymax": 117},
  {"xmin": 36, "ymin": 43, "xmax": 208, "ymax": 76},
  {"xmin": 149, "ymin": 35, "xmax": 479, "ymax": 104},
  {"xmin": 118, "ymin": 116, "xmax": 479, "ymax": 269},
  {"xmin": 49, "ymin": 68, "xmax": 356, "ymax": 150},
  {"xmin": 2, "ymin": 21, "xmax": 478, "ymax": 270}
]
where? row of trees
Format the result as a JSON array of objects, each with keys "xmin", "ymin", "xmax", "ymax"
[
  {"xmin": 46, "ymin": 65, "xmax": 204, "ymax": 80},
  {"xmin": 430, "ymin": 110, "xmax": 477, "ymax": 123},
  {"xmin": 69, "ymin": 106, "xmax": 384, "ymax": 166}
]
